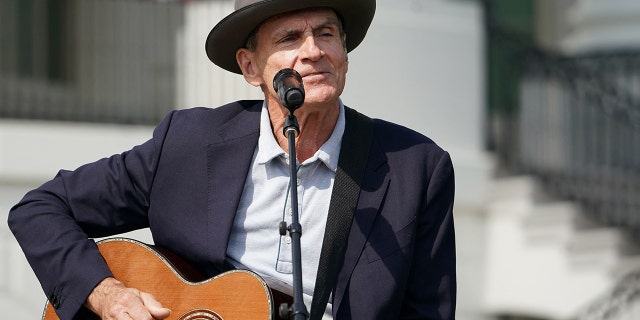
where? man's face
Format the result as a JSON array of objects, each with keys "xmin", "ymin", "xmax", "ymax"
[{"xmin": 237, "ymin": 8, "xmax": 349, "ymax": 109}]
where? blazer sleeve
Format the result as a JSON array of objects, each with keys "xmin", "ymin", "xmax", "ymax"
[{"xmin": 6, "ymin": 110, "xmax": 177, "ymax": 320}]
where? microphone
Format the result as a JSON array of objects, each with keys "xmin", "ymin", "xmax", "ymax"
[{"xmin": 273, "ymin": 68, "xmax": 305, "ymax": 113}]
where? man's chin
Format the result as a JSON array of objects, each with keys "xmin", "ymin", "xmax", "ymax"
[
  {"xmin": 302, "ymin": 96, "xmax": 339, "ymax": 108},
  {"xmin": 303, "ymin": 86, "xmax": 341, "ymax": 104}
]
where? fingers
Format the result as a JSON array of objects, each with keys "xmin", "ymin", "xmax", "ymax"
[
  {"xmin": 106, "ymin": 288, "xmax": 154, "ymax": 320},
  {"xmin": 85, "ymin": 277, "xmax": 170, "ymax": 320},
  {"xmin": 106, "ymin": 291, "xmax": 170, "ymax": 320},
  {"xmin": 141, "ymin": 292, "xmax": 172, "ymax": 319},
  {"xmin": 107, "ymin": 290, "xmax": 171, "ymax": 320}
]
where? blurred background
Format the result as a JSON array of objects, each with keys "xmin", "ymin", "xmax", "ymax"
[{"xmin": 1, "ymin": 0, "xmax": 639, "ymax": 318}]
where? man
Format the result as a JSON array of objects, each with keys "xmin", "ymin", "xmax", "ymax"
[{"xmin": 8, "ymin": 0, "xmax": 456, "ymax": 319}]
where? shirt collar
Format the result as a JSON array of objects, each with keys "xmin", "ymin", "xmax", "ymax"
[{"xmin": 256, "ymin": 101, "xmax": 345, "ymax": 173}]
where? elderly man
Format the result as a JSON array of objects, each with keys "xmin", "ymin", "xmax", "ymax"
[{"xmin": 8, "ymin": 0, "xmax": 456, "ymax": 319}]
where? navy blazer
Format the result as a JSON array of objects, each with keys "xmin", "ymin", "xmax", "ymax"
[{"xmin": 8, "ymin": 100, "xmax": 456, "ymax": 319}]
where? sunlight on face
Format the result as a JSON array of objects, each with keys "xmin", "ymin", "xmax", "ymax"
[{"xmin": 243, "ymin": 8, "xmax": 349, "ymax": 110}]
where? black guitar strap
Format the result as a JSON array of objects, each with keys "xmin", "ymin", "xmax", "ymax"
[{"xmin": 309, "ymin": 107, "xmax": 374, "ymax": 320}]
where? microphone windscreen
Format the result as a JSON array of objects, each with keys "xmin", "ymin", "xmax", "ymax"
[{"xmin": 273, "ymin": 68, "xmax": 305, "ymax": 112}]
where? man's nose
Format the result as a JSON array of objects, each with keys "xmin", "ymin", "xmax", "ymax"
[{"xmin": 299, "ymin": 36, "xmax": 323, "ymax": 61}]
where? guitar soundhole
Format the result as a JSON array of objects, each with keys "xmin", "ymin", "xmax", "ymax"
[{"xmin": 178, "ymin": 309, "xmax": 223, "ymax": 320}]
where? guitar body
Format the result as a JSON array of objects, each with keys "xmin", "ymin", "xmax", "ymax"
[{"xmin": 42, "ymin": 238, "xmax": 275, "ymax": 320}]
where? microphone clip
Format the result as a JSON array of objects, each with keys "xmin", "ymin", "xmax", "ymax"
[{"xmin": 283, "ymin": 114, "xmax": 300, "ymax": 138}]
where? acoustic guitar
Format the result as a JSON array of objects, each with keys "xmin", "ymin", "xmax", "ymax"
[{"xmin": 42, "ymin": 237, "xmax": 284, "ymax": 320}]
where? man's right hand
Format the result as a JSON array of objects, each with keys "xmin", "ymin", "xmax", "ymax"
[{"xmin": 85, "ymin": 277, "xmax": 171, "ymax": 320}]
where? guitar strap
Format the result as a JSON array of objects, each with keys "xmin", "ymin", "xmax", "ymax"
[{"xmin": 309, "ymin": 107, "xmax": 374, "ymax": 320}]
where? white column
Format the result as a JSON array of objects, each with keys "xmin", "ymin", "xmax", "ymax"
[{"xmin": 176, "ymin": 0, "xmax": 263, "ymax": 109}]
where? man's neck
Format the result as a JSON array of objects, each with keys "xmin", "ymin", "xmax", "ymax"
[{"xmin": 267, "ymin": 100, "xmax": 340, "ymax": 163}]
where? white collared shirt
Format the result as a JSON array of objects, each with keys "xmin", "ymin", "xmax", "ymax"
[{"xmin": 227, "ymin": 101, "xmax": 345, "ymax": 318}]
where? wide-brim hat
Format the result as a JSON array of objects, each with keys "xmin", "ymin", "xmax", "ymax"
[{"xmin": 205, "ymin": 0, "xmax": 376, "ymax": 74}]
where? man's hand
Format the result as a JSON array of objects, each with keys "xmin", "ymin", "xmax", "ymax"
[{"xmin": 85, "ymin": 277, "xmax": 171, "ymax": 320}]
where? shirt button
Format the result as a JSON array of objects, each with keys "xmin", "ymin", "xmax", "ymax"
[
  {"xmin": 285, "ymin": 236, "xmax": 292, "ymax": 244},
  {"xmin": 296, "ymin": 178, "xmax": 301, "ymax": 186}
]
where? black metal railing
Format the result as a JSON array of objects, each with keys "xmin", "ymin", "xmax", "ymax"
[
  {"xmin": 510, "ymin": 50, "xmax": 640, "ymax": 236},
  {"xmin": 486, "ymin": 6, "xmax": 640, "ymax": 317},
  {"xmin": 484, "ymin": 0, "xmax": 640, "ymax": 239},
  {"xmin": 483, "ymin": 1, "xmax": 640, "ymax": 317},
  {"xmin": 578, "ymin": 269, "xmax": 640, "ymax": 320}
]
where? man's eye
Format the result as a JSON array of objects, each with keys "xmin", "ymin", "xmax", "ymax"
[{"xmin": 279, "ymin": 34, "xmax": 298, "ymax": 43}]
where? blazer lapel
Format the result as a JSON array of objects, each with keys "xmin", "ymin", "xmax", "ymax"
[{"xmin": 206, "ymin": 102, "xmax": 261, "ymax": 268}]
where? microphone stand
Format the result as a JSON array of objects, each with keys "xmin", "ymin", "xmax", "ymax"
[
  {"xmin": 278, "ymin": 112, "xmax": 309, "ymax": 320},
  {"xmin": 274, "ymin": 68, "xmax": 309, "ymax": 320}
]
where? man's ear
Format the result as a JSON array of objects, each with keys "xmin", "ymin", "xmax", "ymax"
[{"xmin": 236, "ymin": 49, "xmax": 263, "ymax": 87}]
